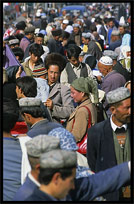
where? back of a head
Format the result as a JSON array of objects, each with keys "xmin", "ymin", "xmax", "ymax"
[
  {"xmin": 19, "ymin": 97, "xmax": 43, "ymax": 118},
  {"xmin": 16, "ymin": 21, "xmax": 26, "ymax": 30},
  {"xmin": 16, "ymin": 76, "xmax": 37, "ymax": 97},
  {"xmin": 3, "ymin": 97, "xmax": 19, "ymax": 133},
  {"xmin": 85, "ymin": 56, "xmax": 97, "ymax": 69},
  {"xmin": 12, "ymin": 47, "xmax": 24, "ymax": 62},
  {"xmin": 67, "ymin": 45, "xmax": 81, "ymax": 59}
]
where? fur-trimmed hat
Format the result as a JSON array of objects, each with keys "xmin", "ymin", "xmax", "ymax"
[
  {"xmin": 106, "ymin": 87, "xmax": 130, "ymax": 105},
  {"xmin": 45, "ymin": 53, "xmax": 66, "ymax": 72},
  {"xmin": 51, "ymin": 29, "xmax": 62, "ymax": 36}
]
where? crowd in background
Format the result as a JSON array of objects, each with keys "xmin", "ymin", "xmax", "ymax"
[{"xmin": 3, "ymin": 2, "xmax": 132, "ymax": 202}]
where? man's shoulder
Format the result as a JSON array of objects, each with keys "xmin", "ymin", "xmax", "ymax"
[{"xmin": 89, "ymin": 119, "xmax": 110, "ymax": 131}]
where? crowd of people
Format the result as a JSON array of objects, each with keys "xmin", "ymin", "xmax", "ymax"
[{"xmin": 3, "ymin": 2, "xmax": 132, "ymax": 202}]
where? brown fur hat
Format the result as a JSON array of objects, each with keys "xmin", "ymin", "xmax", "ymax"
[{"xmin": 45, "ymin": 53, "xmax": 66, "ymax": 72}]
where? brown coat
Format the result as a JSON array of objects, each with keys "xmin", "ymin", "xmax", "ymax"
[
  {"xmin": 66, "ymin": 99, "xmax": 97, "ymax": 142},
  {"xmin": 21, "ymin": 60, "xmax": 33, "ymax": 76}
]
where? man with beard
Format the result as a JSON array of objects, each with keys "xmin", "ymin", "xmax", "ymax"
[{"xmin": 87, "ymin": 87, "xmax": 131, "ymax": 201}]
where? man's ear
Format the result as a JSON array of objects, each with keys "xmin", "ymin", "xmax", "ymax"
[
  {"xmin": 52, "ymin": 172, "xmax": 61, "ymax": 185},
  {"xmin": 109, "ymin": 105, "xmax": 116, "ymax": 114},
  {"xmin": 24, "ymin": 113, "xmax": 31, "ymax": 120}
]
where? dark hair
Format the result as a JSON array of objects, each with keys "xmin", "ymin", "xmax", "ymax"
[
  {"xmin": 7, "ymin": 35, "xmax": 17, "ymax": 41},
  {"xmin": 85, "ymin": 56, "xmax": 97, "ymax": 69},
  {"xmin": 39, "ymin": 167, "xmax": 74, "ymax": 185},
  {"xmin": 90, "ymin": 23, "xmax": 97, "ymax": 32},
  {"xmin": 12, "ymin": 47, "xmax": 24, "ymax": 62},
  {"xmin": 14, "ymin": 33, "xmax": 24, "ymax": 42},
  {"xmin": 3, "ymin": 98, "xmax": 19, "ymax": 132},
  {"xmin": 95, "ymin": 17, "xmax": 102, "ymax": 25},
  {"xmin": 29, "ymin": 43, "xmax": 44, "ymax": 57},
  {"xmin": 16, "ymin": 76, "xmax": 37, "ymax": 97},
  {"xmin": 20, "ymin": 106, "xmax": 43, "ymax": 118},
  {"xmin": 67, "ymin": 45, "xmax": 81, "ymax": 59},
  {"xmin": 45, "ymin": 53, "xmax": 66, "ymax": 72},
  {"xmin": 16, "ymin": 21, "xmax": 26, "ymax": 30},
  {"xmin": 35, "ymin": 33, "xmax": 44, "ymax": 38}
]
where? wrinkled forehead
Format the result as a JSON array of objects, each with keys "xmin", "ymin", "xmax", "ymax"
[{"xmin": 98, "ymin": 62, "xmax": 108, "ymax": 69}]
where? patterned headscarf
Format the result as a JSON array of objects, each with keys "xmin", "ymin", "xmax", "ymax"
[
  {"xmin": 48, "ymin": 127, "xmax": 105, "ymax": 201},
  {"xmin": 48, "ymin": 127, "xmax": 92, "ymax": 178}
]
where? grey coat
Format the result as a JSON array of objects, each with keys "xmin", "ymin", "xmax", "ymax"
[{"xmin": 48, "ymin": 82, "xmax": 75, "ymax": 122}]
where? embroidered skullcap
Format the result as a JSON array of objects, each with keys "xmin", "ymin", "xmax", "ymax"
[
  {"xmin": 99, "ymin": 56, "xmax": 113, "ymax": 66},
  {"xmin": 25, "ymin": 135, "xmax": 60, "ymax": 157},
  {"xmin": 82, "ymin": 32, "xmax": 87, "ymax": 37},
  {"xmin": 19, "ymin": 97, "xmax": 41, "ymax": 107},
  {"xmin": 63, "ymin": 19, "xmax": 69, "ymax": 24},
  {"xmin": 71, "ymin": 77, "xmax": 99, "ymax": 104},
  {"xmin": 72, "ymin": 23, "xmax": 80, "ymax": 28},
  {"xmin": 8, "ymin": 39, "xmax": 19, "ymax": 45},
  {"xmin": 106, "ymin": 87, "xmax": 130, "ymax": 105},
  {"xmin": 40, "ymin": 149, "xmax": 77, "ymax": 168},
  {"xmin": 103, "ymin": 50, "xmax": 118, "ymax": 60},
  {"xmin": 48, "ymin": 127, "xmax": 78, "ymax": 151},
  {"xmin": 83, "ymin": 12, "xmax": 88, "ymax": 17},
  {"xmin": 32, "ymin": 64, "xmax": 47, "ymax": 77},
  {"xmin": 65, "ymin": 25, "xmax": 73, "ymax": 33},
  {"xmin": 111, "ymin": 30, "xmax": 120, "ymax": 36}
]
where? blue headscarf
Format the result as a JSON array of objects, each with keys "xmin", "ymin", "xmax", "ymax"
[{"xmin": 48, "ymin": 127, "xmax": 92, "ymax": 179}]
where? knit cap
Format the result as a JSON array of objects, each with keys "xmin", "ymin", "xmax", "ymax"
[{"xmin": 33, "ymin": 64, "xmax": 47, "ymax": 77}]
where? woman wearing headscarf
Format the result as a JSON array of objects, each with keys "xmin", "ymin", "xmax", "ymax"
[
  {"xmin": 66, "ymin": 76, "xmax": 98, "ymax": 143},
  {"xmin": 119, "ymin": 45, "xmax": 131, "ymax": 72}
]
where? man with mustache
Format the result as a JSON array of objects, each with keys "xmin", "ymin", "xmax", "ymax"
[{"xmin": 87, "ymin": 87, "xmax": 131, "ymax": 201}]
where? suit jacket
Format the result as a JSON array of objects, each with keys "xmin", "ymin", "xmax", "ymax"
[
  {"xmin": 13, "ymin": 175, "xmax": 38, "ymax": 201},
  {"xmin": 87, "ymin": 118, "xmax": 131, "ymax": 201},
  {"xmin": 23, "ymin": 162, "xmax": 130, "ymax": 201},
  {"xmin": 27, "ymin": 119, "xmax": 62, "ymax": 138},
  {"xmin": 26, "ymin": 187, "xmax": 59, "ymax": 201},
  {"xmin": 69, "ymin": 162, "xmax": 130, "ymax": 201},
  {"xmin": 48, "ymin": 82, "xmax": 75, "ymax": 122}
]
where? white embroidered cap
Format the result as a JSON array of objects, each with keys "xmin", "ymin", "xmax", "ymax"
[{"xmin": 99, "ymin": 56, "xmax": 113, "ymax": 66}]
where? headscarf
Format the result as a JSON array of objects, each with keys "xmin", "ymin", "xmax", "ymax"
[
  {"xmin": 71, "ymin": 77, "xmax": 99, "ymax": 104},
  {"xmin": 48, "ymin": 127, "xmax": 92, "ymax": 179}
]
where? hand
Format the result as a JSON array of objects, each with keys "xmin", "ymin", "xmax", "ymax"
[
  {"xmin": 45, "ymin": 98, "xmax": 53, "ymax": 110},
  {"xmin": 16, "ymin": 66, "xmax": 22, "ymax": 79},
  {"xmin": 96, "ymin": 75, "xmax": 102, "ymax": 82}
]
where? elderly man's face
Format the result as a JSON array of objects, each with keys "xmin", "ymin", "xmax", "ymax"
[
  {"xmin": 111, "ymin": 98, "xmax": 131, "ymax": 125},
  {"xmin": 98, "ymin": 62, "xmax": 112, "ymax": 77}
]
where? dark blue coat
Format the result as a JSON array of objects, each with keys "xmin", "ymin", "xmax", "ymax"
[
  {"xmin": 26, "ymin": 188, "xmax": 59, "ymax": 201},
  {"xmin": 69, "ymin": 162, "xmax": 130, "ymax": 201},
  {"xmin": 27, "ymin": 119, "xmax": 62, "ymax": 138},
  {"xmin": 87, "ymin": 118, "xmax": 131, "ymax": 200},
  {"xmin": 22, "ymin": 162, "xmax": 130, "ymax": 201},
  {"xmin": 13, "ymin": 176, "xmax": 38, "ymax": 201}
]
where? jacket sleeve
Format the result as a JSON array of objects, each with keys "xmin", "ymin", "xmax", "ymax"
[
  {"xmin": 70, "ymin": 162, "xmax": 130, "ymax": 201},
  {"xmin": 71, "ymin": 108, "xmax": 89, "ymax": 142},
  {"xmin": 51, "ymin": 85, "xmax": 74, "ymax": 120},
  {"xmin": 87, "ymin": 126, "xmax": 99, "ymax": 172}
]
